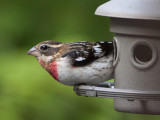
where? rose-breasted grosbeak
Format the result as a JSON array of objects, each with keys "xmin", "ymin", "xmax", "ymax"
[{"xmin": 28, "ymin": 41, "xmax": 114, "ymax": 86}]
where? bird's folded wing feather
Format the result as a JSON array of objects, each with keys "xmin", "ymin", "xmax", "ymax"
[{"xmin": 62, "ymin": 41, "xmax": 113, "ymax": 66}]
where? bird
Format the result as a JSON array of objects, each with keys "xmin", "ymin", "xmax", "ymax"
[{"xmin": 27, "ymin": 41, "xmax": 114, "ymax": 86}]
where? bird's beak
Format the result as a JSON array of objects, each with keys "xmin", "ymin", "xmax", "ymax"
[{"xmin": 27, "ymin": 47, "xmax": 39, "ymax": 57}]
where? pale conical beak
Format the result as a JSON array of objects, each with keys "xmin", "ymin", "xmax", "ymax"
[{"xmin": 27, "ymin": 47, "xmax": 39, "ymax": 57}]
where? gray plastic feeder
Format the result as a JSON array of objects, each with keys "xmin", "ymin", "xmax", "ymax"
[{"xmin": 74, "ymin": 0, "xmax": 160, "ymax": 114}]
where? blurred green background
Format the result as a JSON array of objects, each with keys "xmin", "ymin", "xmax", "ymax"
[{"xmin": 1, "ymin": 0, "xmax": 160, "ymax": 120}]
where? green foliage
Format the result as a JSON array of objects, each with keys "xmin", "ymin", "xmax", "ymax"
[
  {"xmin": 1, "ymin": 0, "xmax": 160, "ymax": 120},
  {"xmin": 0, "ymin": 0, "xmax": 113, "ymax": 52}
]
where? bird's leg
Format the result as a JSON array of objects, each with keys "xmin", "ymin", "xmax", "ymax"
[{"xmin": 92, "ymin": 82, "xmax": 114, "ymax": 88}]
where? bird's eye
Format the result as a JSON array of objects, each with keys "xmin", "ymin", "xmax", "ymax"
[{"xmin": 40, "ymin": 45, "xmax": 49, "ymax": 51}]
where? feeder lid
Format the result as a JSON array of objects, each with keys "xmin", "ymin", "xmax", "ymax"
[{"xmin": 95, "ymin": 0, "xmax": 160, "ymax": 20}]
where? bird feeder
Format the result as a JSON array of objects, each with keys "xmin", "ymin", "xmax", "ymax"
[{"xmin": 74, "ymin": 0, "xmax": 160, "ymax": 114}]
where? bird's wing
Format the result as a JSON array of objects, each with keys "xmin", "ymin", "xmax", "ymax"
[{"xmin": 62, "ymin": 41, "xmax": 113, "ymax": 66}]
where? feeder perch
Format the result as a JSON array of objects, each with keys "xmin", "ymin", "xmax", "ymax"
[{"xmin": 74, "ymin": 0, "xmax": 160, "ymax": 114}]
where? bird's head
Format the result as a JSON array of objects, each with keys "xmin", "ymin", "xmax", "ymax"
[{"xmin": 27, "ymin": 41, "xmax": 63, "ymax": 65}]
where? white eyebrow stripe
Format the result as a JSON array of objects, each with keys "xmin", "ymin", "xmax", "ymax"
[{"xmin": 49, "ymin": 44, "xmax": 63, "ymax": 48}]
